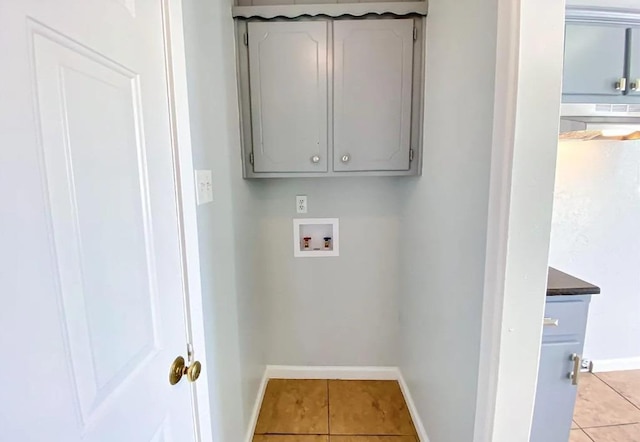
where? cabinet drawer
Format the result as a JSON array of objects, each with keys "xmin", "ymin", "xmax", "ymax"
[{"xmin": 543, "ymin": 298, "xmax": 589, "ymax": 338}]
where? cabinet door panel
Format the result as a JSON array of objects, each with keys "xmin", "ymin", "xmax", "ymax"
[
  {"xmin": 248, "ymin": 21, "xmax": 328, "ymax": 173},
  {"xmin": 530, "ymin": 340, "xmax": 581, "ymax": 442},
  {"xmin": 627, "ymin": 28, "xmax": 640, "ymax": 97},
  {"xmin": 563, "ymin": 23, "xmax": 627, "ymax": 102},
  {"xmin": 333, "ymin": 19, "xmax": 414, "ymax": 172}
]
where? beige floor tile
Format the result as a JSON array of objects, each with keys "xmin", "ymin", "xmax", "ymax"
[
  {"xmin": 254, "ymin": 437, "xmax": 329, "ymax": 442},
  {"xmin": 255, "ymin": 379, "xmax": 329, "ymax": 434},
  {"xmin": 570, "ymin": 429, "xmax": 593, "ymax": 442},
  {"xmin": 330, "ymin": 437, "xmax": 418, "ymax": 441},
  {"xmin": 597, "ymin": 370, "xmax": 640, "ymax": 409},
  {"xmin": 328, "ymin": 380, "xmax": 416, "ymax": 435},
  {"xmin": 572, "ymin": 420, "xmax": 580, "ymax": 429},
  {"xmin": 573, "ymin": 374, "xmax": 640, "ymax": 428},
  {"xmin": 585, "ymin": 423, "xmax": 640, "ymax": 441}
]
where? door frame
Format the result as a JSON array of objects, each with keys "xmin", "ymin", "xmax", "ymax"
[
  {"xmin": 161, "ymin": 1, "xmax": 214, "ymax": 440},
  {"xmin": 473, "ymin": 0, "xmax": 566, "ymax": 440}
]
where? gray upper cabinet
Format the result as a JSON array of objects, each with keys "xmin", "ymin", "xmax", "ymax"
[
  {"xmin": 333, "ymin": 19, "xmax": 414, "ymax": 172},
  {"xmin": 236, "ymin": 15, "xmax": 425, "ymax": 178},
  {"xmin": 563, "ymin": 23, "xmax": 627, "ymax": 102},
  {"xmin": 247, "ymin": 21, "xmax": 329, "ymax": 173},
  {"xmin": 627, "ymin": 28, "xmax": 640, "ymax": 97}
]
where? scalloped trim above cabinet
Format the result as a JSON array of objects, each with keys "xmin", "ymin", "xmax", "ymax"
[{"xmin": 232, "ymin": 1, "xmax": 428, "ymax": 19}]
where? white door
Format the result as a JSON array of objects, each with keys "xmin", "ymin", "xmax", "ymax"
[{"xmin": 0, "ymin": 1, "xmax": 200, "ymax": 441}]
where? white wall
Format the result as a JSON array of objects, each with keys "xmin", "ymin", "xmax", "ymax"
[
  {"xmin": 396, "ymin": 0, "xmax": 498, "ymax": 440},
  {"xmin": 181, "ymin": 0, "xmax": 265, "ymax": 438},
  {"xmin": 254, "ymin": 178, "xmax": 403, "ymax": 367},
  {"xmin": 550, "ymin": 140, "xmax": 640, "ymax": 365},
  {"xmin": 484, "ymin": 0, "xmax": 565, "ymax": 439}
]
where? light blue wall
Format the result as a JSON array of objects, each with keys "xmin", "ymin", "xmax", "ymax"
[
  {"xmin": 253, "ymin": 178, "xmax": 404, "ymax": 367},
  {"xmin": 181, "ymin": 0, "xmax": 265, "ymax": 439},
  {"xmin": 397, "ymin": 0, "xmax": 498, "ymax": 440}
]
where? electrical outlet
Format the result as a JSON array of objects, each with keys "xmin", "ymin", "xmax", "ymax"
[
  {"xmin": 296, "ymin": 195, "xmax": 307, "ymax": 214},
  {"xmin": 195, "ymin": 170, "xmax": 213, "ymax": 205}
]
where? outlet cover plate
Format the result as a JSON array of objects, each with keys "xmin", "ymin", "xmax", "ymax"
[
  {"xmin": 296, "ymin": 195, "xmax": 307, "ymax": 214},
  {"xmin": 195, "ymin": 170, "xmax": 213, "ymax": 205}
]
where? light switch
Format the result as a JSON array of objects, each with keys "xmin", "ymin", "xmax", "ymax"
[{"xmin": 195, "ymin": 170, "xmax": 213, "ymax": 205}]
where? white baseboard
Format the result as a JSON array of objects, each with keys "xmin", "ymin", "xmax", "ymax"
[
  {"xmin": 265, "ymin": 365, "xmax": 399, "ymax": 380},
  {"xmin": 591, "ymin": 357, "xmax": 640, "ymax": 373},
  {"xmin": 397, "ymin": 370, "xmax": 431, "ymax": 442},
  {"xmin": 245, "ymin": 370, "xmax": 269, "ymax": 442},
  {"xmin": 245, "ymin": 365, "xmax": 430, "ymax": 442}
]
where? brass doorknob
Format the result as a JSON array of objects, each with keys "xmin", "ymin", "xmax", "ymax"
[
  {"xmin": 186, "ymin": 360, "xmax": 202, "ymax": 382},
  {"xmin": 169, "ymin": 356, "xmax": 202, "ymax": 385}
]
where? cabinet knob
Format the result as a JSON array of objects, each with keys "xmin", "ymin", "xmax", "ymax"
[
  {"xmin": 632, "ymin": 80, "xmax": 640, "ymax": 91},
  {"xmin": 311, "ymin": 155, "xmax": 321, "ymax": 164},
  {"xmin": 341, "ymin": 154, "xmax": 351, "ymax": 163},
  {"xmin": 616, "ymin": 78, "xmax": 628, "ymax": 91}
]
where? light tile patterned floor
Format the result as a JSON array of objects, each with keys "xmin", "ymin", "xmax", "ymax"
[
  {"xmin": 253, "ymin": 380, "xmax": 418, "ymax": 442},
  {"xmin": 571, "ymin": 370, "xmax": 640, "ymax": 442}
]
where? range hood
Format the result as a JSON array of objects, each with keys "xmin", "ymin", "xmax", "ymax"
[{"xmin": 560, "ymin": 103, "xmax": 640, "ymax": 140}]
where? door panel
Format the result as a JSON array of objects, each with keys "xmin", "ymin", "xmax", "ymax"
[
  {"xmin": 530, "ymin": 340, "xmax": 581, "ymax": 442},
  {"xmin": 34, "ymin": 31, "xmax": 160, "ymax": 422},
  {"xmin": 248, "ymin": 21, "xmax": 328, "ymax": 173},
  {"xmin": 0, "ymin": 1, "xmax": 196, "ymax": 441},
  {"xmin": 627, "ymin": 28, "xmax": 640, "ymax": 97},
  {"xmin": 563, "ymin": 23, "xmax": 627, "ymax": 102},
  {"xmin": 333, "ymin": 19, "xmax": 414, "ymax": 172}
]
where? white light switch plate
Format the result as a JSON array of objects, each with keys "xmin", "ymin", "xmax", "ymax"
[{"xmin": 195, "ymin": 170, "xmax": 213, "ymax": 205}]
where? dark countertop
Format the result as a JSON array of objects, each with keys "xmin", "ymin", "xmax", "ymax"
[{"xmin": 547, "ymin": 267, "xmax": 601, "ymax": 296}]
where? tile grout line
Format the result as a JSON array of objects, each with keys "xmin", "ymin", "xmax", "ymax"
[
  {"xmin": 580, "ymin": 428, "xmax": 596, "ymax": 442},
  {"xmin": 593, "ymin": 372, "xmax": 640, "ymax": 413},
  {"xmin": 326, "ymin": 379, "xmax": 330, "ymax": 439},
  {"xmin": 580, "ymin": 422, "xmax": 640, "ymax": 430}
]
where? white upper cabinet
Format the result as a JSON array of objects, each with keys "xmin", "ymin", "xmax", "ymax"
[
  {"xmin": 333, "ymin": 19, "xmax": 414, "ymax": 172},
  {"xmin": 247, "ymin": 21, "xmax": 329, "ymax": 173},
  {"xmin": 237, "ymin": 15, "xmax": 425, "ymax": 178}
]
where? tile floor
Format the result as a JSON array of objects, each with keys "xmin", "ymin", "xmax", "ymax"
[
  {"xmin": 253, "ymin": 379, "xmax": 418, "ymax": 441},
  {"xmin": 571, "ymin": 370, "xmax": 640, "ymax": 442}
]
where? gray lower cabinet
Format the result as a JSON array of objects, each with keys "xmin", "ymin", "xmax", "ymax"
[
  {"xmin": 530, "ymin": 296, "xmax": 591, "ymax": 442},
  {"xmin": 237, "ymin": 17, "xmax": 424, "ymax": 178}
]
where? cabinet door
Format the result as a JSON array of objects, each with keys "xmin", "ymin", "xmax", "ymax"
[
  {"xmin": 626, "ymin": 28, "xmax": 640, "ymax": 98},
  {"xmin": 563, "ymin": 23, "xmax": 627, "ymax": 102},
  {"xmin": 333, "ymin": 19, "xmax": 414, "ymax": 172},
  {"xmin": 247, "ymin": 21, "xmax": 328, "ymax": 173},
  {"xmin": 530, "ymin": 340, "xmax": 581, "ymax": 442}
]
